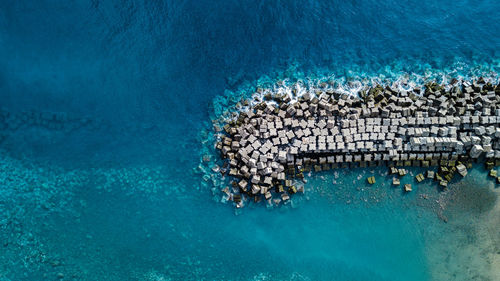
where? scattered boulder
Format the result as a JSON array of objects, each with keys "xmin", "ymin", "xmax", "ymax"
[
  {"xmin": 416, "ymin": 173, "xmax": 425, "ymax": 182},
  {"xmin": 367, "ymin": 176, "xmax": 376, "ymax": 184},
  {"xmin": 456, "ymin": 164, "xmax": 468, "ymax": 177}
]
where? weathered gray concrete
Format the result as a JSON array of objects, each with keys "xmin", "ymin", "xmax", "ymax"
[{"xmin": 216, "ymin": 80, "xmax": 500, "ymax": 206}]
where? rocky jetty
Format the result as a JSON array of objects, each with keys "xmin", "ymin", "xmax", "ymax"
[{"xmin": 214, "ymin": 79, "xmax": 500, "ymax": 207}]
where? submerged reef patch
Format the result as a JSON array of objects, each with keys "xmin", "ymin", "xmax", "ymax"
[{"xmin": 210, "ymin": 78, "xmax": 500, "ymax": 208}]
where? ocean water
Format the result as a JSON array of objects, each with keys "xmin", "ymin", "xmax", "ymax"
[{"xmin": 0, "ymin": 1, "xmax": 499, "ymax": 280}]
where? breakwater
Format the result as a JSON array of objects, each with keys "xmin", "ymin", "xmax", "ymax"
[{"xmin": 213, "ymin": 79, "xmax": 500, "ymax": 207}]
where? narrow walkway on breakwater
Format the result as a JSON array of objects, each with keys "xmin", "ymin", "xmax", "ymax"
[{"xmin": 213, "ymin": 79, "xmax": 500, "ymax": 207}]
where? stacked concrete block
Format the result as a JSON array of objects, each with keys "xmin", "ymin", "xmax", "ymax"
[{"xmin": 216, "ymin": 79, "xmax": 500, "ymax": 205}]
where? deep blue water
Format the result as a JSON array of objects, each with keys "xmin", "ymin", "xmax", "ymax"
[{"xmin": 0, "ymin": 1, "xmax": 499, "ymax": 280}]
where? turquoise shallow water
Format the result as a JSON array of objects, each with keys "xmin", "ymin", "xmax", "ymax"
[
  {"xmin": 2, "ymin": 153, "xmax": 498, "ymax": 280},
  {"xmin": 0, "ymin": 0, "xmax": 499, "ymax": 280}
]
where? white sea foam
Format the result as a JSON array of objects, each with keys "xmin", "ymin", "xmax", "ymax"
[
  {"xmin": 215, "ymin": 59, "xmax": 500, "ymax": 123},
  {"xmin": 205, "ymin": 60, "xmax": 500, "ymax": 204}
]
